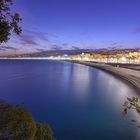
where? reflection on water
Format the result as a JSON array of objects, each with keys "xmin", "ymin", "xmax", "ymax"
[
  {"xmin": 97, "ymin": 71, "xmax": 138, "ymax": 106},
  {"xmin": 72, "ymin": 64, "xmax": 90, "ymax": 102},
  {"xmin": 97, "ymin": 70, "xmax": 140, "ymax": 139},
  {"xmin": 0, "ymin": 60, "xmax": 140, "ymax": 140}
]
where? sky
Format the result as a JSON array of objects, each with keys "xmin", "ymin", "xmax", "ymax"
[{"xmin": 1, "ymin": 0, "xmax": 140, "ymax": 55}]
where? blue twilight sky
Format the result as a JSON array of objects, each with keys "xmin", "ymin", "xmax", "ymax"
[{"xmin": 1, "ymin": 0, "xmax": 140, "ymax": 54}]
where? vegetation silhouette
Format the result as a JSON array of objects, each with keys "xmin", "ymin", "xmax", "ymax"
[
  {"xmin": 123, "ymin": 97, "xmax": 140, "ymax": 128},
  {"xmin": 0, "ymin": 100, "xmax": 55, "ymax": 140},
  {"xmin": 0, "ymin": 0, "xmax": 22, "ymax": 43}
]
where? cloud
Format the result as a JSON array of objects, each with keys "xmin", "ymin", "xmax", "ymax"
[
  {"xmin": 25, "ymin": 30, "xmax": 50, "ymax": 42},
  {"xmin": 36, "ymin": 48, "xmax": 46, "ymax": 52},
  {"xmin": 134, "ymin": 28, "xmax": 140, "ymax": 34},
  {"xmin": 0, "ymin": 48, "xmax": 6, "ymax": 51},
  {"xmin": 109, "ymin": 42, "xmax": 124, "ymax": 49},
  {"xmin": 102, "ymin": 41, "xmax": 123, "ymax": 47},
  {"xmin": 110, "ymin": 42, "xmax": 118, "ymax": 46},
  {"xmin": 19, "ymin": 34, "xmax": 38, "ymax": 46},
  {"xmin": 0, "ymin": 46, "xmax": 18, "ymax": 51},
  {"xmin": 51, "ymin": 45, "xmax": 62, "ymax": 50},
  {"xmin": 62, "ymin": 43, "xmax": 68, "ymax": 47},
  {"xmin": 18, "ymin": 30, "xmax": 50, "ymax": 46},
  {"xmin": 71, "ymin": 46, "xmax": 80, "ymax": 50}
]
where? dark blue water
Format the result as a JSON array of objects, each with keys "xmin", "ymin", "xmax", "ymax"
[{"xmin": 0, "ymin": 60, "xmax": 139, "ymax": 140}]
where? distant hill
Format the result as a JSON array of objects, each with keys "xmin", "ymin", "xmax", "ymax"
[
  {"xmin": 8, "ymin": 49, "xmax": 94, "ymax": 58},
  {"xmin": 1, "ymin": 47, "xmax": 140, "ymax": 58}
]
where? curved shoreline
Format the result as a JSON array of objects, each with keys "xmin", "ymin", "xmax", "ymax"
[{"xmin": 68, "ymin": 60, "xmax": 140, "ymax": 95}]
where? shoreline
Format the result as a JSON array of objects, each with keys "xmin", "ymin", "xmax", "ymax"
[
  {"xmin": 0, "ymin": 58, "xmax": 140, "ymax": 95},
  {"xmin": 68, "ymin": 60, "xmax": 140, "ymax": 95}
]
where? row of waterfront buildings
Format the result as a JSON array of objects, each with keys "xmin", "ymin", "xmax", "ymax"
[
  {"xmin": 53, "ymin": 48, "xmax": 140, "ymax": 64},
  {"xmin": 3, "ymin": 48, "xmax": 140, "ymax": 64}
]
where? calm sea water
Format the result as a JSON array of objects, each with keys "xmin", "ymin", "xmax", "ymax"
[{"xmin": 0, "ymin": 60, "xmax": 140, "ymax": 140}]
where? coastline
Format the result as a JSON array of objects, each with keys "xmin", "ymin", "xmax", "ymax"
[
  {"xmin": 68, "ymin": 60, "xmax": 140, "ymax": 95},
  {"xmin": 1, "ymin": 58, "xmax": 140, "ymax": 95}
]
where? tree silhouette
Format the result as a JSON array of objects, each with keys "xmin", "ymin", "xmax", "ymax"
[
  {"xmin": 0, "ymin": 100, "xmax": 55, "ymax": 140},
  {"xmin": 123, "ymin": 97, "xmax": 140, "ymax": 128},
  {"xmin": 0, "ymin": 0, "xmax": 22, "ymax": 43}
]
